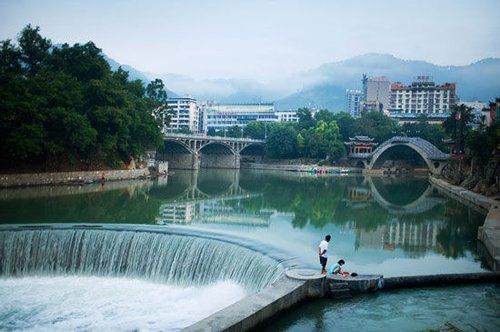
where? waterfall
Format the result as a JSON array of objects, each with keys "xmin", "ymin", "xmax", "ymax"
[{"xmin": 0, "ymin": 229, "xmax": 284, "ymax": 291}]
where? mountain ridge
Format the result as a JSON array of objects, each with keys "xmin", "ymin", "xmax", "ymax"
[{"xmin": 103, "ymin": 53, "xmax": 500, "ymax": 111}]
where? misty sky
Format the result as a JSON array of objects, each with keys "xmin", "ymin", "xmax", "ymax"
[{"xmin": 1, "ymin": 0, "xmax": 499, "ymax": 82}]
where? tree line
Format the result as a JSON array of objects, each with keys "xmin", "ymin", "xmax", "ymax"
[{"xmin": 0, "ymin": 25, "xmax": 168, "ymax": 171}]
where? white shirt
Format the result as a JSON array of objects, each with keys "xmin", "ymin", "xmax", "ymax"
[{"xmin": 319, "ymin": 240, "xmax": 328, "ymax": 258}]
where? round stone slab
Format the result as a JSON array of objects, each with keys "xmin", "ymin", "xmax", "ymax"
[{"xmin": 285, "ymin": 268, "xmax": 325, "ymax": 280}]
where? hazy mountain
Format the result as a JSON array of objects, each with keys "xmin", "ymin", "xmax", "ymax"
[
  {"xmin": 103, "ymin": 52, "xmax": 500, "ymax": 111},
  {"xmin": 276, "ymin": 54, "xmax": 500, "ymax": 111},
  {"xmin": 102, "ymin": 55, "xmax": 179, "ymax": 97},
  {"xmin": 144, "ymin": 73, "xmax": 279, "ymax": 103}
]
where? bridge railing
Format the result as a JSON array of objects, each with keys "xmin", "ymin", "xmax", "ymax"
[{"xmin": 163, "ymin": 133, "xmax": 265, "ymax": 143}]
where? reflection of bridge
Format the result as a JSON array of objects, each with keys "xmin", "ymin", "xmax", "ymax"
[
  {"xmin": 155, "ymin": 170, "xmax": 272, "ymax": 227},
  {"xmin": 345, "ymin": 176, "xmax": 446, "ymax": 215},
  {"xmin": 349, "ymin": 136, "xmax": 450, "ymax": 175},
  {"xmin": 159, "ymin": 134, "xmax": 265, "ymax": 169},
  {"xmin": 366, "ymin": 177, "xmax": 446, "ymax": 215}
]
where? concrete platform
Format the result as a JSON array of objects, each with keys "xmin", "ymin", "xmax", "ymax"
[{"xmin": 328, "ymin": 274, "xmax": 383, "ymax": 293}]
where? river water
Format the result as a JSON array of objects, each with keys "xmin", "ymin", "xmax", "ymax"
[{"xmin": 0, "ymin": 169, "xmax": 497, "ymax": 330}]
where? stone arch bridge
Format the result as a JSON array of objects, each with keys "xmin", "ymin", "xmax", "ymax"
[
  {"xmin": 159, "ymin": 133, "xmax": 265, "ymax": 169},
  {"xmin": 349, "ymin": 136, "xmax": 450, "ymax": 175}
]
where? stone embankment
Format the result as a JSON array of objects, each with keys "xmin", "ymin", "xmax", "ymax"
[
  {"xmin": 0, "ymin": 169, "xmax": 150, "ymax": 188},
  {"xmin": 430, "ymin": 176, "xmax": 500, "ymax": 271}
]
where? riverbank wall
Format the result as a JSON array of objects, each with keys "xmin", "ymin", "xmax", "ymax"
[
  {"xmin": 0, "ymin": 169, "xmax": 150, "ymax": 188},
  {"xmin": 430, "ymin": 176, "xmax": 500, "ymax": 272}
]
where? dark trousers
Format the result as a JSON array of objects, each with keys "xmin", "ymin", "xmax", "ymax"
[{"xmin": 320, "ymin": 256, "xmax": 327, "ymax": 269}]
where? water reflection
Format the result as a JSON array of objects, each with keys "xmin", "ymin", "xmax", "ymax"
[{"xmin": 0, "ymin": 169, "xmax": 486, "ymax": 269}]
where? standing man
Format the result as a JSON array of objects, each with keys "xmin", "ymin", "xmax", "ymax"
[{"xmin": 318, "ymin": 234, "xmax": 331, "ymax": 274}]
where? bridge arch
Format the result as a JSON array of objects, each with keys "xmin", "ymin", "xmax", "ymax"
[
  {"xmin": 366, "ymin": 137, "xmax": 448, "ymax": 175},
  {"xmin": 199, "ymin": 142, "xmax": 239, "ymax": 169}
]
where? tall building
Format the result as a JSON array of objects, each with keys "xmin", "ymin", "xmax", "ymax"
[
  {"xmin": 205, "ymin": 103, "xmax": 276, "ymax": 132},
  {"xmin": 345, "ymin": 89, "xmax": 362, "ymax": 117},
  {"xmin": 364, "ymin": 76, "xmax": 391, "ymax": 111},
  {"xmin": 389, "ymin": 78, "xmax": 456, "ymax": 118},
  {"xmin": 165, "ymin": 97, "xmax": 199, "ymax": 133}
]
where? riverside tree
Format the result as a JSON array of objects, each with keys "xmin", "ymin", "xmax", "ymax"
[{"xmin": 0, "ymin": 25, "xmax": 166, "ymax": 171}]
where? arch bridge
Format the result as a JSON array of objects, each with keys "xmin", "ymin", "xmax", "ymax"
[
  {"xmin": 349, "ymin": 136, "xmax": 450, "ymax": 175},
  {"xmin": 159, "ymin": 133, "xmax": 265, "ymax": 169}
]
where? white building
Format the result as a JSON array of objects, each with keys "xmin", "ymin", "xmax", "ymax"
[
  {"xmin": 389, "ymin": 79, "xmax": 457, "ymax": 123},
  {"xmin": 165, "ymin": 97, "xmax": 199, "ymax": 133},
  {"xmin": 205, "ymin": 103, "xmax": 276, "ymax": 131},
  {"xmin": 345, "ymin": 89, "xmax": 362, "ymax": 117},
  {"xmin": 276, "ymin": 110, "xmax": 299, "ymax": 122}
]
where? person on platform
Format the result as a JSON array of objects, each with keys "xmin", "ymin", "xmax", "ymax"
[
  {"xmin": 328, "ymin": 259, "xmax": 345, "ymax": 275},
  {"xmin": 318, "ymin": 234, "xmax": 331, "ymax": 274}
]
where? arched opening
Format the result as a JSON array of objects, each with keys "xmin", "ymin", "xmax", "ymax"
[
  {"xmin": 371, "ymin": 144, "xmax": 429, "ymax": 174},
  {"xmin": 158, "ymin": 141, "xmax": 196, "ymax": 169},
  {"xmin": 240, "ymin": 144, "xmax": 265, "ymax": 163},
  {"xmin": 199, "ymin": 143, "xmax": 238, "ymax": 169},
  {"xmin": 371, "ymin": 176, "xmax": 430, "ymax": 207}
]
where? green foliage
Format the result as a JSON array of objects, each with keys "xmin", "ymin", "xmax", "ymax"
[
  {"xmin": 0, "ymin": 25, "xmax": 164, "ymax": 170},
  {"xmin": 355, "ymin": 111, "xmax": 397, "ymax": 142},
  {"xmin": 442, "ymin": 104, "xmax": 474, "ymax": 153},
  {"xmin": 266, "ymin": 124, "xmax": 298, "ymax": 158},
  {"xmin": 226, "ymin": 125, "xmax": 243, "ymax": 138},
  {"xmin": 314, "ymin": 109, "xmax": 335, "ymax": 123},
  {"xmin": 400, "ymin": 115, "xmax": 447, "ymax": 150},
  {"xmin": 243, "ymin": 121, "xmax": 266, "ymax": 139},
  {"xmin": 466, "ymin": 124, "xmax": 498, "ymax": 166},
  {"xmin": 332, "ymin": 112, "xmax": 356, "ymax": 140}
]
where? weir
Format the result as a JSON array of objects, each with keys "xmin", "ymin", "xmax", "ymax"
[{"xmin": 0, "ymin": 225, "xmax": 284, "ymax": 292}]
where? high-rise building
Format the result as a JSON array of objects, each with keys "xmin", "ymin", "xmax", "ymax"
[
  {"xmin": 205, "ymin": 103, "xmax": 276, "ymax": 132},
  {"xmin": 345, "ymin": 89, "xmax": 362, "ymax": 117},
  {"xmin": 389, "ymin": 78, "xmax": 457, "ymax": 123},
  {"xmin": 365, "ymin": 76, "xmax": 391, "ymax": 110},
  {"xmin": 165, "ymin": 97, "xmax": 199, "ymax": 133}
]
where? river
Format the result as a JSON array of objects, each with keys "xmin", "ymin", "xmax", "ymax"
[{"xmin": 0, "ymin": 169, "xmax": 497, "ymax": 331}]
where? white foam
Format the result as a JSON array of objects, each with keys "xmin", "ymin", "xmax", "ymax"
[{"xmin": 0, "ymin": 276, "xmax": 247, "ymax": 331}]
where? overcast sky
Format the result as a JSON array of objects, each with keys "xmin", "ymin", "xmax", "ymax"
[{"xmin": 1, "ymin": 0, "xmax": 499, "ymax": 81}]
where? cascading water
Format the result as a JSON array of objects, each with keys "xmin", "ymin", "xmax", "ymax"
[{"xmin": 0, "ymin": 228, "xmax": 284, "ymax": 292}]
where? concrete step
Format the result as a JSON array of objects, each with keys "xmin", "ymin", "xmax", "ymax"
[
  {"xmin": 327, "ymin": 288, "xmax": 353, "ymax": 300},
  {"xmin": 328, "ymin": 282, "xmax": 348, "ymax": 289}
]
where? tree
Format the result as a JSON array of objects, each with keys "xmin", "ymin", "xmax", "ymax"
[
  {"xmin": 333, "ymin": 112, "xmax": 356, "ymax": 140},
  {"xmin": 296, "ymin": 108, "xmax": 316, "ymax": 131},
  {"xmin": 442, "ymin": 104, "xmax": 474, "ymax": 153},
  {"xmin": 0, "ymin": 25, "xmax": 164, "ymax": 171},
  {"xmin": 400, "ymin": 115, "xmax": 447, "ymax": 150},
  {"xmin": 314, "ymin": 109, "xmax": 335, "ymax": 123},
  {"xmin": 266, "ymin": 124, "xmax": 298, "ymax": 158},
  {"xmin": 146, "ymin": 78, "xmax": 172, "ymax": 128},
  {"xmin": 226, "ymin": 125, "xmax": 243, "ymax": 138},
  {"xmin": 354, "ymin": 111, "xmax": 396, "ymax": 142},
  {"xmin": 243, "ymin": 121, "xmax": 265, "ymax": 139},
  {"xmin": 207, "ymin": 128, "xmax": 217, "ymax": 136}
]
